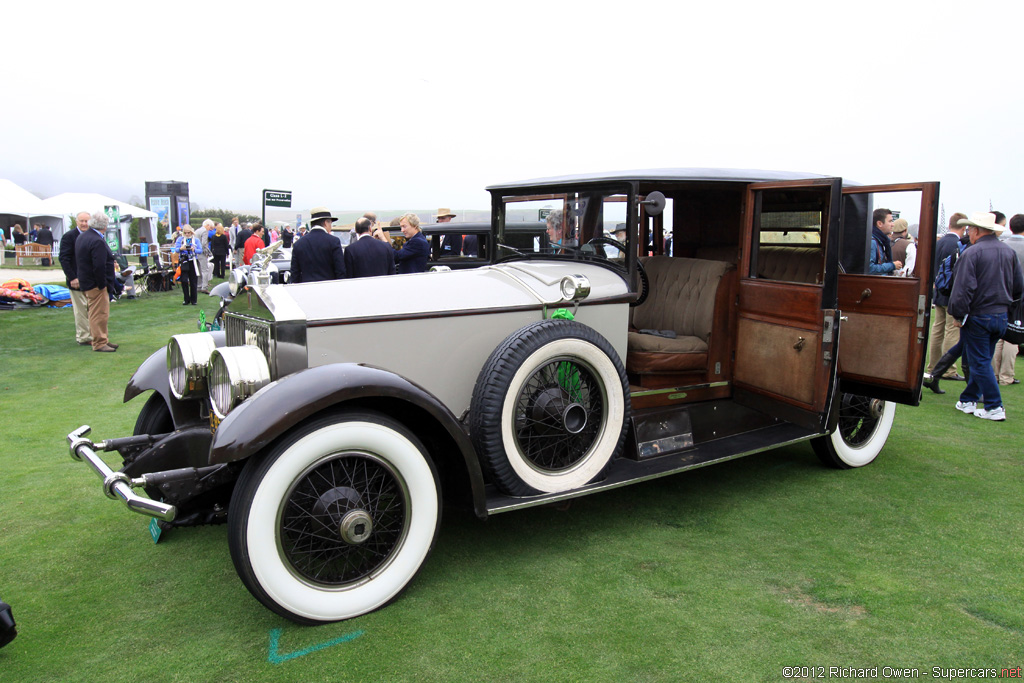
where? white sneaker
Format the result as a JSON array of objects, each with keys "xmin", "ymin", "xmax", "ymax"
[
  {"xmin": 956, "ymin": 401, "xmax": 977, "ymax": 413},
  {"xmin": 973, "ymin": 406, "xmax": 1006, "ymax": 421}
]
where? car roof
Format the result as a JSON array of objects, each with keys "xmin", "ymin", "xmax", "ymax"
[{"xmin": 486, "ymin": 168, "xmax": 834, "ymax": 192}]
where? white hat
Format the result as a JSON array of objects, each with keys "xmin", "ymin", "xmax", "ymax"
[{"xmin": 958, "ymin": 212, "xmax": 1006, "ymax": 233}]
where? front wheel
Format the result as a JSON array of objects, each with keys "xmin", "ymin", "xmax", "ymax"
[
  {"xmin": 228, "ymin": 411, "xmax": 440, "ymax": 623},
  {"xmin": 812, "ymin": 394, "xmax": 895, "ymax": 469}
]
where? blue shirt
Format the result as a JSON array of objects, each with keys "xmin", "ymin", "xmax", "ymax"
[{"xmin": 394, "ymin": 231, "xmax": 430, "ymax": 274}]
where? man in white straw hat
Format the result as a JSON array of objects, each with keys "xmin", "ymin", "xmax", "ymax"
[
  {"xmin": 436, "ymin": 208, "xmax": 462, "ymax": 258},
  {"xmin": 947, "ymin": 211, "xmax": 1024, "ymax": 421}
]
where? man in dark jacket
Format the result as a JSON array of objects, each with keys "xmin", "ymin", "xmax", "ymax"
[
  {"xmin": 58, "ymin": 211, "xmax": 93, "ymax": 346},
  {"xmin": 234, "ymin": 223, "xmax": 252, "ymax": 269},
  {"xmin": 290, "ymin": 207, "xmax": 345, "ymax": 283},
  {"xmin": 75, "ymin": 212, "xmax": 118, "ymax": 352},
  {"xmin": 868, "ymin": 208, "xmax": 903, "ymax": 275},
  {"xmin": 345, "ymin": 216, "xmax": 395, "ymax": 278},
  {"xmin": 948, "ymin": 212, "xmax": 1024, "ymax": 421}
]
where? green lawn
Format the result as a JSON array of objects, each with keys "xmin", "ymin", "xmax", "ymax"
[{"xmin": 1, "ymin": 289, "xmax": 1021, "ymax": 682}]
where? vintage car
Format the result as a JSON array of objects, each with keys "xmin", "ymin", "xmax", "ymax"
[{"xmin": 65, "ymin": 169, "xmax": 938, "ymax": 624}]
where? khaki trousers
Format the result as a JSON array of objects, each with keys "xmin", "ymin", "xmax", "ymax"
[
  {"xmin": 927, "ymin": 305, "xmax": 961, "ymax": 376},
  {"xmin": 84, "ymin": 287, "xmax": 110, "ymax": 350},
  {"xmin": 992, "ymin": 339, "xmax": 1018, "ymax": 385},
  {"xmin": 69, "ymin": 288, "xmax": 91, "ymax": 343}
]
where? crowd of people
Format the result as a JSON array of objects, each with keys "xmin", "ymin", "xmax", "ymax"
[{"xmin": 869, "ymin": 207, "xmax": 1024, "ymax": 422}]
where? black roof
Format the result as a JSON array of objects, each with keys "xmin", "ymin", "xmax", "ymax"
[{"xmin": 487, "ymin": 168, "xmax": 833, "ymax": 192}]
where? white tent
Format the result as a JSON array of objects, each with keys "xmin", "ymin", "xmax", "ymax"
[
  {"xmin": 37, "ymin": 193, "xmax": 159, "ymax": 253},
  {"xmin": 0, "ymin": 179, "xmax": 64, "ymax": 243}
]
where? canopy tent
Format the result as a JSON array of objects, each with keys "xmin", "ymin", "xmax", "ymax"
[
  {"xmin": 0, "ymin": 179, "xmax": 64, "ymax": 243},
  {"xmin": 37, "ymin": 193, "xmax": 159, "ymax": 252}
]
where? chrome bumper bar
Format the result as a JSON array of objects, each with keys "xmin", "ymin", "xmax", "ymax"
[{"xmin": 66, "ymin": 426, "xmax": 177, "ymax": 522}]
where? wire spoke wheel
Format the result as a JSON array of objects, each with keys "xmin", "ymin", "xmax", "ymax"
[
  {"xmin": 471, "ymin": 320, "xmax": 629, "ymax": 495},
  {"xmin": 513, "ymin": 358, "xmax": 605, "ymax": 473},
  {"xmin": 280, "ymin": 453, "xmax": 408, "ymax": 586},
  {"xmin": 812, "ymin": 393, "xmax": 895, "ymax": 469},
  {"xmin": 836, "ymin": 394, "xmax": 885, "ymax": 448}
]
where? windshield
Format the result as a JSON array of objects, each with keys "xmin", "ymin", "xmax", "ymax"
[{"xmin": 497, "ymin": 187, "xmax": 633, "ymax": 259}]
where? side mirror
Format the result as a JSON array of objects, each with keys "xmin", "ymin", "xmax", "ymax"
[{"xmin": 641, "ymin": 191, "xmax": 666, "ymax": 217}]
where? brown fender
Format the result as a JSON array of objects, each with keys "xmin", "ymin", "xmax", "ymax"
[
  {"xmin": 123, "ymin": 331, "xmax": 227, "ymax": 428},
  {"xmin": 208, "ymin": 363, "xmax": 488, "ymax": 517}
]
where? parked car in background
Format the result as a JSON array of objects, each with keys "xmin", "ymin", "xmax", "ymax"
[{"xmin": 65, "ymin": 169, "xmax": 938, "ymax": 624}]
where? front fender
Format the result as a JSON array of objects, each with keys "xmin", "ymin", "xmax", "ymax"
[
  {"xmin": 123, "ymin": 331, "xmax": 227, "ymax": 428},
  {"xmin": 209, "ymin": 363, "xmax": 486, "ymax": 511}
]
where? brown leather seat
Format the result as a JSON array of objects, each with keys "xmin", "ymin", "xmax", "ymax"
[{"xmin": 627, "ymin": 256, "xmax": 735, "ymax": 376}]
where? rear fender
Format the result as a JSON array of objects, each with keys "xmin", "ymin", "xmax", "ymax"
[
  {"xmin": 124, "ymin": 331, "xmax": 227, "ymax": 428},
  {"xmin": 209, "ymin": 363, "xmax": 487, "ymax": 516}
]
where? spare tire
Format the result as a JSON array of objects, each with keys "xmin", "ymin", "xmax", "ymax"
[{"xmin": 470, "ymin": 319, "xmax": 630, "ymax": 496}]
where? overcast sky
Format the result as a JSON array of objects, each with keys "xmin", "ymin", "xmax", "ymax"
[{"xmin": 2, "ymin": 0, "xmax": 1020, "ymax": 221}]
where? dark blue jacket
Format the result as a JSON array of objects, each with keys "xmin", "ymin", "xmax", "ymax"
[
  {"xmin": 75, "ymin": 228, "xmax": 115, "ymax": 293},
  {"xmin": 394, "ymin": 231, "xmax": 430, "ymax": 274},
  {"xmin": 932, "ymin": 232, "xmax": 963, "ymax": 307},
  {"xmin": 290, "ymin": 228, "xmax": 345, "ymax": 283},
  {"xmin": 868, "ymin": 226, "xmax": 895, "ymax": 275},
  {"xmin": 58, "ymin": 228, "xmax": 82, "ymax": 288},
  {"xmin": 948, "ymin": 234, "xmax": 1024, "ymax": 320},
  {"xmin": 345, "ymin": 234, "xmax": 395, "ymax": 278}
]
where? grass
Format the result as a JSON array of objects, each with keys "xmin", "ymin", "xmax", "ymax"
[{"xmin": 1, "ymin": 288, "xmax": 1022, "ymax": 682}]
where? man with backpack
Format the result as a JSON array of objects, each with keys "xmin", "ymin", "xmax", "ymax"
[{"xmin": 926, "ymin": 212, "xmax": 968, "ymax": 384}]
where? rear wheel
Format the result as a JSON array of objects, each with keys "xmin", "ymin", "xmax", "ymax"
[
  {"xmin": 812, "ymin": 394, "xmax": 895, "ymax": 469},
  {"xmin": 228, "ymin": 410, "xmax": 440, "ymax": 623}
]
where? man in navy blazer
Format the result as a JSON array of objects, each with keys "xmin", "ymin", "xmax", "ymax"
[
  {"xmin": 375, "ymin": 213, "xmax": 429, "ymax": 274},
  {"xmin": 345, "ymin": 216, "xmax": 395, "ymax": 278},
  {"xmin": 290, "ymin": 207, "xmax": 346, "ymax": 283},
  {"xmin": 75, "ymin": 212, "xmax": 118, "ymax": 352}
]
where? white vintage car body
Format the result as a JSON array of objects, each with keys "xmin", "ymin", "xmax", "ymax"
[{"xmin": 66, "ymin": 169, "xmax": 940, "ymax": 624}]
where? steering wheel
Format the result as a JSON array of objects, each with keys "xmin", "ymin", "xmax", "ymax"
[{"xmin": 586, "ymin": 237, "xmax": 649, "ymax": 307}]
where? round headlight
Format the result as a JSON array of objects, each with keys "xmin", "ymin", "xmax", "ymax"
[
  {"xmin": 208, "ymin": 346, "xmax": 271, "ymax": 419},
  {"xmin": 167, "ymin": 334, "xmax": 217, "ymax": 399},
  {"xmin": 229, "ymin": 268, "xmax": 247, "ymax": 297},
  {"xmin": 560, "ymin": 274, "xmax": 591, "ymax": 302}
]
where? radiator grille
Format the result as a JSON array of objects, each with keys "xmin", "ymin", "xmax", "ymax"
[{"xmin": 225, "ymin": 315, "xmax": 273, "ymax": 372}]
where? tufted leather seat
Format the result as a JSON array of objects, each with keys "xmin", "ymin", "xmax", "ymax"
[
  {"xmin": 756, "ymin": 246, "xmax": 822, "ymax": 284},
  {"xmin": 627, "ymin": 256, "xmax": 735, "ymax": 375}
]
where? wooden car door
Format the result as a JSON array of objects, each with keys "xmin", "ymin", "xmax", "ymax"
[
  {"xmin": 834, "ymin": 183, "xmax": 940, "ymax": 406},
  {"xmin": 733, "ymin": 178, "xmax": 842, "ymax": 432}
]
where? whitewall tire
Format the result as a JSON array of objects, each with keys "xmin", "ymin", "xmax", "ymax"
[
  {"xmin": 812, "ymin": 394, "xmax": 895, "ymax": 469},
  {"xmin": 228, "ymin": 411, "xmax": 440, "ymax": 623}
]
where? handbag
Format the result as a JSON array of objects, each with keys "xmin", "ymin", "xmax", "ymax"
[{"xmin": 1003, "ymin": 299, "xmax": 1024, "ymax": 345}]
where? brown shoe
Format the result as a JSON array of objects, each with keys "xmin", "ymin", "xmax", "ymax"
[
  {"xmin": 94, "ymin": 345, "xmax": 117, "ymax": 353},
  {"xmin": 78, "ymin": 341, "xmax": 92, "ymax": 346},
  {"xmin": 107, "ymin": 343, "xmax": 119, "ymax": 349}
]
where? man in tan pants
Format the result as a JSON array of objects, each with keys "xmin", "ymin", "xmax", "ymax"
[
  {"xmin": 74, "ymin": 212, "xmax": 118, "ymax": 352},
  {"xmin": 58, "ymin": 211, "xmax": 92, "ymax": 345}
]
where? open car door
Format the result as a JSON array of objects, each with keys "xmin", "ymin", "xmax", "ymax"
[
  {"xmin": 835, "ymin": 183, "xmax": 940, "ymax": 406},
  {"xmin": 734, "ymin": 178, "xmax": 842, "ymax": 433}
]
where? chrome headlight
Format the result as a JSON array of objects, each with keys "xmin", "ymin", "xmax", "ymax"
[
  {"xmin": 167, "ymin": 334, "xmax": 217, "ymax": 399},
  {"xmin": 229, "ymin": 268, "xmax": 247, "ymax": 297},
  {"xmin": 208, "ymin": 346, "xmax": 271, "ymax": 419},
  {"xmin": 560, "ymin": 274, "xmax": 591, "ymax": 302}
]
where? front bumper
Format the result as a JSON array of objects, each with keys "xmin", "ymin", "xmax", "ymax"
[{"xmin": 66, "ymin": 426, "xmax": 177, "ymax": 522}]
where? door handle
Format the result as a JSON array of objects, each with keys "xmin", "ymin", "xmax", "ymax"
[
  {"xmin": 855, "ymin": 288, "xmax": 872, "ymax": 305},
  {"xmin": 794, "ymin": 337, "xmax": 806, "ymax": 351}
]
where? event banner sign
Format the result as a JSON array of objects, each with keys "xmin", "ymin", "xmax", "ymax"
[
  {"xmin": 177, "ymin": 199, "xmax": 190, "ymax": 229},
  {"xmin": 149, "ymin": 197, "xmax": 171, "ymax": 237},
  {"xmin": 264, "ymin": 190, "xmax": 292, "ymax": 208}
]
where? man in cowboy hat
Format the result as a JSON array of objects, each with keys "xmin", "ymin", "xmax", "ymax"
[
  {"xmin": 948, "ymin": 212, "xmax": 1024, "ymax": 421},
  {"xmin": 290, "ymin": 206, "xmax": 346, "ymax": 283},
  {"xmin": 436, "ymin": 208, "xmax": 463, "ymax": 258}
]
